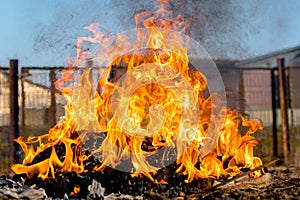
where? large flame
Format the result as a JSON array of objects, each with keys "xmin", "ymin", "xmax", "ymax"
[{"xmin": 11, "ymin": 1, "xmax": 264, "ymax": 184}]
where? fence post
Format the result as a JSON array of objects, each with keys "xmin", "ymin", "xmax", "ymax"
[
  {"xmin": 238, "ymin": 69, "xmax": 245, "ymax": 114},
  {"xmin": 49, "ymin": 69, "xmax": 56, "ymax": 127},
  {"xmin": 277, "ymin": 58, "xmax": 290, "ymax": 165},
  {"xmin": 271, "ymin": 68, "xmax": 278, "ymax": 157},
  {"xmin": 20, "ymin": 68, "xmax": 26, "ymax": 132},
  {"xmin": 9, "ymin": 59, "xmax": 20, "ymax": 163}
]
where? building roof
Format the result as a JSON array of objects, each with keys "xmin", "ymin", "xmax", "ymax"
[{"xmin": 237, "ymin": 44, "xmax": 300, "ymax": 67}]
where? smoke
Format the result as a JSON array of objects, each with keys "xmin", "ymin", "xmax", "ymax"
[
  {"xmin": 32, "ymin": 0, "xmax": 300, "ymax": 64},
  {"xmin": 33, "ymin": 0, "xmax": 118, "ymax": 63},
  {"xmin": 104, "ymin": 0, "xmax": 268, "ymax": 59}
]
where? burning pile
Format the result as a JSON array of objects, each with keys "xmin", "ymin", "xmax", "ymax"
[{"xmin": 11, "ymin": 0, "xmax": 265, "ymax": 196}]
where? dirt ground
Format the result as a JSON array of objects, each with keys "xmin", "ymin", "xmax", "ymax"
[{"xmin": 196, "ymin": 165, "xmax": 300, "ymax": 200}]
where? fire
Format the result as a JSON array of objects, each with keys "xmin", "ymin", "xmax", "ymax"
[
  {"xmin": 11, "ymin": 1, "xmax": 264, "ymax": 184},
  {"xmin": 72, "ymin": 185, "xmax": 80, "ymax": 195}
]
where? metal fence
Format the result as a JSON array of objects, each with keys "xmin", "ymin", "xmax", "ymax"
[
  {"xmin": 0, "ymin": 67, "xmax": 9, "ymax": 127},
  {"xmin": 19, "ymin": 65, "xmax": 101, "ymax": 136},
  {"xmin": 20, "ymin": 67, "xmax": 66, "ymax": 135},
  {"xmin": 286, "ymin": 66, "xmax": 300, "ymax": 165},
  {"xmin": 0, "ymin": 67, "xmax": 10, "ymax": 174},
  {"xmin": 240, "ymin": 65, "xmax": 300, "ymax": 164},
  {"xmin": 0, "ymin": 59, "xmax": 300, "ymax": 174}
]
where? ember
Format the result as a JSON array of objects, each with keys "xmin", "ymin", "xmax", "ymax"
[{"xmin": 10, "ymin": 0, "xmax": 266, "ymax": 198}]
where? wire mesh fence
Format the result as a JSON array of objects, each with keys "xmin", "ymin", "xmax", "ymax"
[
  {"xmin": 0, "ymin": 61, "xmax": 300, "ymax": 174},
  {"xmin": 240, "ymin": 66, "xmax": 300, "ymax": 164},
  {"xmin": 0, "ymin": 67, "xmax": 10, "ymax": 127},
  {"xmin": 287, "ymin": 66, "xmax": 300, "ymax": 165},
  {"xmin": 20, "ymin": 67, "xmax": 66, "ymax": 135},
  {"xmin": 0, "ymin": 67, "xmax": 10, "ymax": 174}
]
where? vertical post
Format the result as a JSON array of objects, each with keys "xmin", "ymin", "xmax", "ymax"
[
  {"xmin": 278, "ymin": 58, "xmax": 290, "ymax": 165},
  {"xmin": 49, "ymin": 69, "xmax": 56, "ymax": 127},
  {"xmin": 238, "ymin": 69, "xmax": 245, "ymax": 115},
  {"xmin": 21, "ymin": 68, "xmax": 26, "ymax": 132},
  {"xmin": 9, "ymin": 59, "xmax": 20, "ymax": 163},
  {"xmin": 271, "ymin": 68, "xmax": 278, "ymax": 157}
]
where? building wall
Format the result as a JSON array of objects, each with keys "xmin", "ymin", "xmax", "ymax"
[
  {"xmin": 218, "ymin": 67, "xmax": 241, "ymax": 110},
  {"xmin": 243, "ymin": 70, "xmax": 272, "ymax": 109},
  {"xmin": 236, "ymin": 46, "xmax": 300, "ymax": 127}
]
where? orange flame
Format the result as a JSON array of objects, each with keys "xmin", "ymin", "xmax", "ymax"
[
  {"xmin": 11, "ymin": 1, "xmax": 264, "ymax": 184},
  {"xmin": 72, "ymin": 185, "xmax": 80, "ymax": 195}
]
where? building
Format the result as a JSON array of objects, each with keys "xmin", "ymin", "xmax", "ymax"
[{"xmin": 236, "ymin": 45, "xmax": 300, "ymax": 126}]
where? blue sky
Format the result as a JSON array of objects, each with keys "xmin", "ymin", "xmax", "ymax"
[
  {"xmin": 243, "ymin": 0, "xmax": 300, "ymax": 56},
  {"xmin": 0, "ymin": 0, "xmax": 300, "ymax": 66}
]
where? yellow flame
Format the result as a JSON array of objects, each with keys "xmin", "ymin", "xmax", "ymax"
[{"xmin": 11, "ymin": 1, "xmax": 264, "ymax": 184}]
